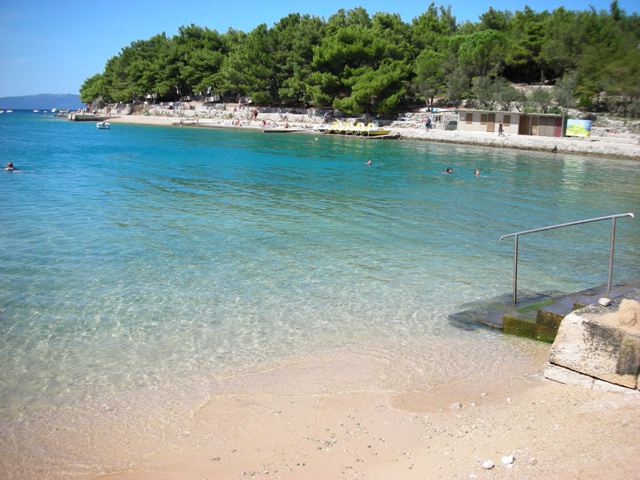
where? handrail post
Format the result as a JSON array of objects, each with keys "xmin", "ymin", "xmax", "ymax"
[
  {"xmin": 513, "ymin": 234, "xmax": 519, "ymax": 305},
  {"xmin": 607, "ymin": 217, "xmax": 616, "ymax": 293}
]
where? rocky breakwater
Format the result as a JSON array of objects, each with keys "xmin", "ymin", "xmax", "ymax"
[{"xmin": 545, "ymin": 290, "xmax": 640, "ymax": 394}]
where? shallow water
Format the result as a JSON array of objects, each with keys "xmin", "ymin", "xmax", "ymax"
[{"xmin": 0, "ymin": 112, "xmax": 638, "ymax": 422}]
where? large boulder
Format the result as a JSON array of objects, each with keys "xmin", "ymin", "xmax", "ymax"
[{"xmin": 546, "ymin": 296, "xmax": 640, "ymax": 390}]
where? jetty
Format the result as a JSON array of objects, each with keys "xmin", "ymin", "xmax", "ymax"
[{"xmin": 68, "ymin": 112, "xmax": 109, "ymax": 122}]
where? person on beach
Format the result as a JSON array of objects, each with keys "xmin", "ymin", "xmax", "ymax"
[
  {"xmin": 498, "ymin": 122, "xmax": 505, "ymax": 136},
  {"xmin": 5, "ymin": 162, "xmax": 16, "ymax": 171},
  {"xmin": 425, "ymin": 118, "xmax": 432, "ymax": 129}
]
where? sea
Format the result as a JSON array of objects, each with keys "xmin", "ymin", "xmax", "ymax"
[{"xmin": 1, "ymin": 111, "xmax": 639, "ymax": 477}]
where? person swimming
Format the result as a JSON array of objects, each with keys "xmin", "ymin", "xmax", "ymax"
[
  {"xmin": 5, "ymin": 162, "xmax": 16, "ymax": 171},
  {"xmin": 474, "ymin": 169, "xmax": 480, "ymax": 176},
  {"xmin": 444, "ymin": 167, "xmax": 453, "ymax": 174},
  {"xmin": 366, "ymin": 159, "xmax": 372, "ymax": 166}
]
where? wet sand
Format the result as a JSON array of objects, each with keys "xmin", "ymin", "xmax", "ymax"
[
  {"xmin": 3, "ymin": 330, "xmax": 639, "ymax": 479},
  {"xmin": 92, "ymin": 340, "xmax": 640, "ymax": 480}
]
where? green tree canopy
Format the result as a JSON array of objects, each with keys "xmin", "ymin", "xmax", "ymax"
[{"xmin": 79, "ymin": 4, "xmax": 640, "ymax": 117}]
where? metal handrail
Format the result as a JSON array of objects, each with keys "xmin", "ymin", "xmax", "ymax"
[{"xmin": 499, "ymin": 212, "xmax": 635, "ymax": 305}]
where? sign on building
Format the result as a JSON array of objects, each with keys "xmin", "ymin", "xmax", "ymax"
[{"xmin": 566, "ymin": 119, "xmax": 592, "ymax": 137}]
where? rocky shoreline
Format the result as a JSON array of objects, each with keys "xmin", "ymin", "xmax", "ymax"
[{"xmin": 102, "ymin": 102, "xmax": 640, "ymax": 161}]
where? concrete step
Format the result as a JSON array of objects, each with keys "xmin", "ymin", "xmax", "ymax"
[{"xmin": 449, "ymin": 281, "xmax": 640, "ymax": 343}]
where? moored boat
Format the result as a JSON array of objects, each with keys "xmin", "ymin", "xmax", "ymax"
[
  {"xmin": 318, "ymin": 121, "xmax": 392, "ymax": 137},
  {"xmin": 263, "ymin": 127, "xmax": 303, "ymax": 133},
  {"xmin": 96, "ymin": 121, "xmax": 111, "ymax": 129}
]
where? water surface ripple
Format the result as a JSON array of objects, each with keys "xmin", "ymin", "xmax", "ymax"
[{"xmin": 1, "ymin": 113, "xmax": 639, "ymax": 416}]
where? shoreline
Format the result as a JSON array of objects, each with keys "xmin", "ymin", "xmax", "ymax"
[
  {"xmin": 3, "ymin": 114, "xmax": 640, "ymax": 479},
  {"xmin": 4, "ymin": 336, "xmax": 640, "ymax": 480},
  {"xmin": 106, "ymin": 114, "xmax": 640, "ymax": 161},
  {"xmin": 92, "ymin": 339, "xmax": 639, "ymax": 480}
]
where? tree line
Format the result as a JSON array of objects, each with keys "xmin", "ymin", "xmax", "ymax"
[{"xmin": 80, "ymin": 2, "xmax": 640, "ymax": 117}]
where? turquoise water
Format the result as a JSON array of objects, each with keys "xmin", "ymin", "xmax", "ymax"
[{"xmin": 1, "ymin": 112, "xmax": 639, "ymax": 417}]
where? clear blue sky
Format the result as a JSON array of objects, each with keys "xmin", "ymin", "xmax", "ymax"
[{"xmin": 1, "ymin": 0, "xmax": 637, "ymax": 97}]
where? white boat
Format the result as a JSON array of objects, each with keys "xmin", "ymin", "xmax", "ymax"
[
  {"xmin": 33, "ymin": 109, "xmax": 40, "ymax": 113},
  {"xmin": 319, "ymin": 121, "xmax": 393, "ymax": 137},
  {"xmin": 51, "ymin": 108, "xmax": 57, "ymax": 113},
  {"xmin": 6, "ymin": 110, "xmax": 12, "ymax": 113},
  {"xmin": 96, "ymin": 121, "xmax": 111, "ymax": 129}
]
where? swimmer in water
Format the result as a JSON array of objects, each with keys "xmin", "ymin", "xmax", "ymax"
[
  {"xmin": 5, "ymin": 162, "xmax": 16, "ymax": 171},
  {"xmin": 444, "ymin": 167, "xmax": 453, "ymax": 174},
  {"xmin": 474, "ymin": 169, "xmax": 480, "ymax": 176},
  {"xmin": 366, "ymin": 159, "xmax": 372, "ymax": 166}
]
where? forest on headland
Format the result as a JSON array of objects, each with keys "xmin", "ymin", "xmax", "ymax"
[{"xmin": 80, "ymin": 2, "xmax": 640, "ymax": 117}]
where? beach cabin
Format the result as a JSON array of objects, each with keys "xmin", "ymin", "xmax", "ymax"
[{"xmin": 457, "ymin": 110, "xmax": 564, "ymax": 137}]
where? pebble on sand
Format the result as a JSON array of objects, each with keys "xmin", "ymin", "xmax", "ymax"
[
  {"xmin": 501, "ymin": 454, "xmax": 515, "ymax": 465},
  {"xmin": 482, "ymin": 460, "xmax": 495, "ymax": 469}
]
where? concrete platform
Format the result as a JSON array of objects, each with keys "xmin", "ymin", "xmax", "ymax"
[{"xmin": 449, "ymin": 280, "xmax": 640, "ymax": 342}]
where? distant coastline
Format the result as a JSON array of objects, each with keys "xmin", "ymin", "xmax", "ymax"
[{"xmin": 0, "ymin": 93, "xmax": 82, "ymax": 110}]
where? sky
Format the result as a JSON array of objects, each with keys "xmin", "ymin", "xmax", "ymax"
[{"xmin": 0, "ymin": 0, "xmax": 637, "ymax": 97}]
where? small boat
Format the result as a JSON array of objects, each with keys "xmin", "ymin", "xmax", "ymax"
[
  {"xmin": 33, "ymin": 109, "xmax": 40, "ymax": 113},
  {"xmin": 263, "ymin": 127, "xmax": 302, "ymax": 133},
  {"xmin": 319, "ymin": 121, "xmax": 392, "ymax": 137},
  {"xmin": 96, "ymin": 121, "xmax": 111, "ymax": 129},
  {"xmin": 6, "ymin": 110, "xmax": 12, "ymax": 113}
]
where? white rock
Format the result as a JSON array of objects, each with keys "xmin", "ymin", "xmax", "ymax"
[
  {"xmin": 528, "ymin": 457, "xmax": 538, "ymax": 465},
  {"xmin": 482, "ymin": 460, "xmax": 495, "ymax": 469},
  {"xmin": 549, "ymin": 302, "xmax": 640, "ymax": 389},
  {"xmin": 450, "ymin": 402, "xmax": 463, "ymax": 409},
  {"xmin": 598, "ymin": 297, "xmax": 612, "ymax": 307},
  {"xmin": 501, "ymin": 454, "xmax": 515, "ymax": 465}
]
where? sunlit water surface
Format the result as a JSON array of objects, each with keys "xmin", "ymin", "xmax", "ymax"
[{"xmin": 1, "ymin": 112, "xmax": 638, "ymax": 422}]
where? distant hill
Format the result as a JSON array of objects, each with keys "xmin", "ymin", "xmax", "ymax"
[{"xmin": 0, "ymin": 94, "xmax": 83, "ymax": 110}]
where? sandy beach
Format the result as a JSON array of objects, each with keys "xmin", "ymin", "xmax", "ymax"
[
  {"xmin": 90, "ymin": 340, "xmax": 640, "ymax": 480},
  {"xmin": 107, "ymin": 113, "xmax": 640, "ymax": 160}
]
